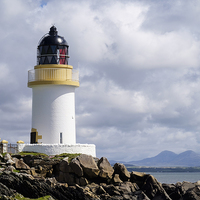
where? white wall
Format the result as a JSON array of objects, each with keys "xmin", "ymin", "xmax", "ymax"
[
  {"xmin": 18, "ymin": 144, "xmax": 96, "ymax": 157},
  {"xmin": 32, "ymin": 85, "xmax": 76, "ymax": 144}
]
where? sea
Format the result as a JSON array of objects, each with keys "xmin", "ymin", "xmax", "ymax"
[{"xmin": 146, "ymin": 172, "xmax": 200, "ymax": 184}]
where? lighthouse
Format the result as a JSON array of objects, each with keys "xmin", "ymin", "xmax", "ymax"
[
  {"xmin": 21, "ymin": 26, "xmax": 96, "ymax": 156},
  {"xmin": 28, "ymin": 26, "xmax": 78, "ymax": 145}
]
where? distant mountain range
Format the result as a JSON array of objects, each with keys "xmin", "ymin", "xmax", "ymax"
[{"xmin": 110, "ymin": 150, "xmax": 200, "ymax": 167}]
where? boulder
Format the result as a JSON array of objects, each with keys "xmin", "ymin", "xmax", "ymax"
[
  {"xmin": 174, "ymin": 181, "xmax": 200, "ymax": 200},
  {"xmin": 19, "ymin": 170, "xmax": 31, "ymax": 174},
  {"xmin": 11, "ymin": 157, "xmax": 19, "ymax": 165},
  {"xmin": 59, "ymin": 157, "xmax": 72, "ymax": 173},
  {"xmin": 182, "ymin": 186, "xmax": 200, "ymax": 200},
  {"xmin": 103, "ymin": 184, "xmax": 120, "ymax": 196},
  {"xmin": 34, "ymin": 164, "xmax": 53, "ymax": 178},
  {"xmin": 15, "ymin": 159, "xmax": 30, "ymax": 170},
  {"xmin": 30, "ymin": 167, "xmax": 37, "ymax": 176},
  {"xmin": 117, "ymin": 182, "xmax": 135, "ymax": 194},
  {"xmin": 0, "ymin": 171, "xmax": 86, "ymax": 200},
  {"xmin": 96, "ymin": 185, "xmax": 107, "ymax": 195},
  {"xmin": 77, "ymin": 154, "xmax": 100, "ymax": 178},
  {"xmin": 45, "ymin": 177, "xmax": 58, "ymax": 187},
  {"xmin": 176, "ymin": 181, "xmax": 196, "ymax": 195},
  {"xmin": 0, "ymin": 168, "xmax": 5, "ymax": 173},
  {"xmin": 98, "ymin": 157, "xmax": 114, "ymax": 180},
  {"xmin": 63, "ymin": 173, "xmax": 75, "ymax": 185},
  {"xmin": 113, "ymin": 163, "xmax": 130, "ymax": 181},
  {"xmin": 141, "ymin": 174, "xmax": 172, "ymax": 200},
  {"xmin": 5, "ymin": 165, "xmax": 15, "ymax": 172},
  {"xmin": 23, "ymin": 155, "xmax": 58, "ymax": 167},
  {"xmin": 57, "ymin": 171, "xmax": 65, "ymax": 182},
  {"xmin": 69, "ymin": 158, "xmax": 83, "ymax": 177},
  {"xmin": 0, "ymin": 182, "xmax": 14, "ymax": 197},
  {"xmin": 134, "ymin": 190, "xmax": 151, "ymax": 200},
  {"xmin": 3, "ymin": 153, "xmax": 12, "ymax": 162},
  {"xmin": 163, "ymin": 183, "xmax": 182, "ymax": 200},
  {"xmin": 75, "ymin": 176, "xmax": 88, "ymax": 186},
  {"xmin": 6, "ymin": 159, "xmax": 15, "ymax": 165},
  {"xmin": 130, "ymin": 171, "xmax": 148, "ymax": 188},
  {"xmin": 112, "ymin": 174, "xmax": 123, "ymax": 183}
]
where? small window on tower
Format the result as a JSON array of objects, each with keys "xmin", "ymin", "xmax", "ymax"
[{"xmin": 60, "ymin": 132, "xmax": 63, "ymax": 144}]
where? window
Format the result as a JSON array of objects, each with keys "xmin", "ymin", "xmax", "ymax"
[{"xmin": 60, "ymin": 132, "xmax": 63, "ymax": 144}]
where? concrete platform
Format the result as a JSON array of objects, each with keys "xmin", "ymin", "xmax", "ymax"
[{"xmin": 18, "ymin": 143, "xmax": 96, "ymax": 157}]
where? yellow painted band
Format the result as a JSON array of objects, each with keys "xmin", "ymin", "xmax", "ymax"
[
  {"xmin": 34, "ymin": 64, "xmax": 73, "ymax": 69},
  {"xmin": 28, "ymin": 80, "xmax": 79, "ymax": 87}
]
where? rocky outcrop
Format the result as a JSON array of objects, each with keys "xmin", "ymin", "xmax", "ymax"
[
  {"xmin": 0, "ymin": 153, "xmax": 200, "ymax": 199},
  {"xmin": 98, "ymin": 157, "xmax": 114, "ymax": 180}
]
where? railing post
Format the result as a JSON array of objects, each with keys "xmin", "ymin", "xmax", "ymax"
[
  {"xmin": 1, "ymin": 140, "xmax": 8, "ymax": 154},
  {"xmin": 17, "ymin": 140, "xmax": 24, "ymax": 153}
]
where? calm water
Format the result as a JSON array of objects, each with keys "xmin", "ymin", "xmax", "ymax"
[{"xmin": 147, "ymin": 172, "xmax": 200, "ymax": 184}]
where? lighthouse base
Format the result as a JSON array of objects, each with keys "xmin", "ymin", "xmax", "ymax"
[{"xmin": 18, "ymin": 143, "xmax": 96, "ymax": 157}]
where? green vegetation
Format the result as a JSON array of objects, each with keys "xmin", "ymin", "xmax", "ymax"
[
  {"xmin": 2, "ymin": 152, "xmax": 8, "ymax": 156},
  {"xmin": 19, "ymin": 152, "xmax": 48, "ymax": 158},
  {"xmin": 0, "ymin": 194, "xmax": 54, "ymax": 200},
  {"xmin": 17, "ymin": 152, "xmax": 80, "ymax": 162},
  {"xmin": 13, "ymin": 169, "xmax": 20, "ymax": 173},
  {"xmin": 51, "ymin": 153, "xmax": 81, "ymax": 162}
]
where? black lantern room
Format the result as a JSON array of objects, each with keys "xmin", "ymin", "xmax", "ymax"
[{"xmin": 37, "ymin": 26, "xmax": 69, "ymax": 65}]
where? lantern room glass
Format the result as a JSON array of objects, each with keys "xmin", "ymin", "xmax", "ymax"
[
  {"xmin": 37, "ymin": 45, "xmax": 68, "ymax": 65},
  {"xmin": 37, "ymin": 26, "xmax": 69, "ymax": 65}
]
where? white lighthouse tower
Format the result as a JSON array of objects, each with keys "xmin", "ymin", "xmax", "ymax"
[
  {"xmin": 20, "ymin": 26, "xmax": 96, "ymax": 156},
  {"xmin": 28, "ymin": 26, "xmax": 78, "ymax": 145}
]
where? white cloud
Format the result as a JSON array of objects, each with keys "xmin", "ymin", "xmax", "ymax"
[{"xmin": 1, "ymin": 0, "xmax": 200, "ymax": 161}]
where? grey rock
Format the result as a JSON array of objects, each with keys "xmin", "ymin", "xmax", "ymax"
[
  {"xmin": 0, "ymin": 171, "xmax": 86, "ymax": 199},
  {"xmin": 63, "ymin": 173, "xmax": 75, "ymax": 185},
  {"xmin": 6, "ymin": 159, "xmax": 15, "ymax": 165},
  {"xmin": 59, "ymin": 157, "xmax": 72, "ymax": 173},
  {"xmin": 5, "ymin": 165, "xmax": 15, "ymax": 172},
  {"xmin": 19, "ymin": 169, "xmax": 31, "ymax": 174},
  {"xmin": 113, "ymin": 163, "xmax": 130, "ymax": 181},
  {"xmin": 15, "ymin": 159, "xmax": 30, "ymax": 170},
  {"xmin": 77, "ymin": 177, "xmax": 88, "ymax": 186},
  {"xmin": 3, "ymin": 153, "xmax": 12, "ymax": 162},
  {"xmin": 130, "ymin": 171, "xmax": 148, "ymax": 188},
  {"xmin": 70, "ymin": 158, "xmax": 83, "ymax": 177},
  {"xmin": 77, "ymin": 154, "xmax": 100, "ymax": 178},
  {"xmin": 98, "ymin": 157, "xmax": 114, "ymax": 179},
  {"xmin": 113, "ymin": 174, "xmax": 123, "ymax": 183},
  {"xmin": 0, "ymin": 182, "xmax": 14, "ymax": 197},
  {"xmin": 163, "ymin": 183, "xmax": 182, "ymax": 200},
  {"xmin": 141, "ymin": 174, "xmax": 172, "ymax": 200},
  {"xmin": 46, "ymin": 177, "xmax": 58, "ymax": 187}
]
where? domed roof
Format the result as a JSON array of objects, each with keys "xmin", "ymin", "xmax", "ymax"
[{"xmin": 38, "ymin": 26, "xmax": 68, "ymax": 46}]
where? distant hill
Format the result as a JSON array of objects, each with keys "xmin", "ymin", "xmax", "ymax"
[
  {"xmin": 110, "ymin": 150, "xmax": 200, "ymax": 167},
  {"xmin": 128, "ymin": 150, "xmax": 200, "ymax": 167}
]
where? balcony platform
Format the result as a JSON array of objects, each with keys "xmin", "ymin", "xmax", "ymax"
[{"xmin": 28, "ymin": 65, "xmax": 79, "ymax": 87}]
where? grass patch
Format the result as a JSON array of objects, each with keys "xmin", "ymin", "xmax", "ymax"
[
  {"xmin": 18, "ymin": 152, "xmax": 48, "ymax": 158},
  {"xmin": 2, "ymin": 152, "xmax": 8, "ymax": 156},
  {"xmin": 13, "ymin": 169, "xmax": 20, "ymax": 173},
  {"xmin": 51, "ymin": 153, "xmax": 81, "ymax": 162},
  {"xmin": 3, "ymin": 194, "xmax": 54, "ymax": 200}
]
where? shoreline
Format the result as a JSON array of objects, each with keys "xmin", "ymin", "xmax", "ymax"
[{"xmin": 126, "ymin": 166, "xmax": 200, "ymax": 172}]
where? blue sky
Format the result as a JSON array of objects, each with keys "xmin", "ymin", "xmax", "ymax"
[{"xmin": 1, "ymin": 0, "xmax": 200, "ymax": 161}]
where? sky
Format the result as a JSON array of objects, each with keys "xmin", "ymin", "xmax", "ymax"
[{"xmin": 1, "ymin": 0, "xmax": 200, "ymax": 161}]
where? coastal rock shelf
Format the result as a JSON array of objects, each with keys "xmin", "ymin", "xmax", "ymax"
[{"xmin": 0, "ymin": 153, "xmax": 199, "ymax": 200}]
